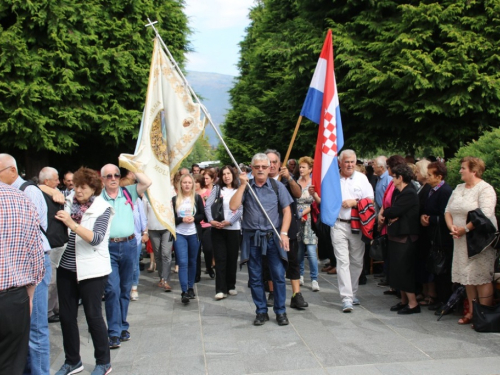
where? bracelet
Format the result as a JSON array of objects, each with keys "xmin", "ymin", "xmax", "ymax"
[
  {"xmin": 280, "ymin": 231, "xmax": 288, "ymax": 235},
  {"xmin": 73, "ymin": 224, "xmax": 79, "ymax": 231}
]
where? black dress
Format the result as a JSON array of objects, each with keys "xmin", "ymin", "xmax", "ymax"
[{"xmin": 383, "ymin": 184, "xmax": 420, "ymax": 292}]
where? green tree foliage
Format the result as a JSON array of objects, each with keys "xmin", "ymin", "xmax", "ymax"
[
  {"xmin": 446, "ymin": 128, "xmax": 500, "ymax": 217},
  {"xmin": 180, "ymin": 134, "xmax": 216, "ymax": 169},
  {"xmin": 0, "ymin": 0, "xmax": 190, "ymax": 175},
  {"xmin": 221, "ymin": 0, "xmax": 500, "ymax": 165}
]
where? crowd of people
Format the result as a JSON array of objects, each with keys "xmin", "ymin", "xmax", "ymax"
[{"xmin": 0, "ymin": 149, "xmax": 498, "ymax": 375}]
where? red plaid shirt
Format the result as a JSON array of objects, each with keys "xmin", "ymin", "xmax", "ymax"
[{"xmin": 0, "ymin": 183, "xmax": 45, "ymax": 290}]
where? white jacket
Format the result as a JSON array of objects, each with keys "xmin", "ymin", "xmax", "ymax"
[{"xmin": 52, "ymin": 193, "xmax": 115, "ymax": 281}]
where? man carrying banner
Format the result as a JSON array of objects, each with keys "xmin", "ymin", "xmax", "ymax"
[{"xmin": 230, "ymin": 153, "xmax": 292, "ymax": 326}]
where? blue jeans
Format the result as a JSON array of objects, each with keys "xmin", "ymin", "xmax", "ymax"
[
  {"xmin": 174, "ymin": 233, "xmax": 199, "ymax": 293},
  {"xmin": 105, "ymin": 239, "xmax": 135, "ymax": 338},
  {"xmin": 248, "ymin": 236, "xmax": 286, "ymax": 314},
  {"xmin": 132, "ymin": 241, "xmax": 142, "ymax": 286},
  {"xmin": 24, "ymin": 253, "xmax": 51, "ymax": 375},
  {"xmin": 298, "ymin": 242, "xmax": 318, "ymax": 281}
]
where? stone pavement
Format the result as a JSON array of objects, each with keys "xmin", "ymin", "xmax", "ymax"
[{"xmin": 50, "ymin": 261, "xmax": 500, "ymax": 374}]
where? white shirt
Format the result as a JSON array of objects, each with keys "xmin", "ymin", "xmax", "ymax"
[
  {"xmin": 338, "ymin": 171, "xmax": 374, "ymax": 220},
  {"xmin": 175, "ymin": 197, "xmax": 196, "ymax": 235}
]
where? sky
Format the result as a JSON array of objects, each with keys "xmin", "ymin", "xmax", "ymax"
[{"xmin": 183, "ymin": 0, "xmax": 256, "ymax": 77}]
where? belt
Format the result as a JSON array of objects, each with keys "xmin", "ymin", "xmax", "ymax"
[
  {"xmin": 0, "ymin": 286, "xmax": 24, "ymax": 294},
  {"xmin": 337, "ymin": 218, "xmax": 351, "ymax": 224},
  {"xmin": 109, "ymin": 234, "xmax": 135, "ymax": 243}
]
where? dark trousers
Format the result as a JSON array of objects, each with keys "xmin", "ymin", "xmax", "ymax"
[
  {"xmin": 197, "ymin": 227, "xmax": 214, "ymax": 280},
  {"xmin": 57, "ymin": 267, "xmax": 110, "ymax": 366},
  {"xmin": 0, "ymin": 287, "xmax": 30, "ymax": 375},
  {"xmin": 212, "ymin": 229, "xmax": 241, "ymax": 293},
  {"xmin": 285, "ymin": 239, "xmax": 300, "ymax": 280}
]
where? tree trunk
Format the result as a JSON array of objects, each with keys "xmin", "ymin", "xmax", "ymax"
[{"xmin": 24, "ymin": 150, "xmax": 48, "ymax": 180}]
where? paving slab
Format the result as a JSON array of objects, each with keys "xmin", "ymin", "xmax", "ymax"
[{"xmin": 50, "ymin": 260, "xmax": 500, "ymax": 374}]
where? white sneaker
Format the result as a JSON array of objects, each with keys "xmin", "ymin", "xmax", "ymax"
[
  {"xmin": 312, "ymin": 280, "xmax": 320, "ymax": 292},
  {"xmin": 215, "ymin": 293, "xmax": 227, "ymax": 300},
  {"xmin": 130, "ymin": 289, "xmax": 139, "ymax": 301},
  {"xmin": 299, "ymin": 276, "xmax": 304, "ymax": 286},
  {"xmin": 228, "ymin": 289, "xmax": 237, "ymax": 296}
]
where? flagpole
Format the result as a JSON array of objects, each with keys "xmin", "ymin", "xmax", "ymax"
[
  {"xmin": 145, "ymin": 20, "xmax": 282, "ymax": 241},
  {"xmin": 281, "ymin": 115, "xmax": 302, "ymax": 171}
]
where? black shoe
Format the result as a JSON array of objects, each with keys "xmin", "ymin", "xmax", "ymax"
[
  {"xmin": 253, "ymin": 313, "xmax": 270, "ymax": 326},
  {"xmin": 384, "ymin": 289, "xmax": 398, "ymax": 296},
  {"xmin": 428, "ymin": 301, "xmax": 442, "ymax": 311},
  {"xmin": 276, "ymin": 313, "xmax": 289, "ymax": 326},
  {"xmin": 373, "ymin": 273, "xmax": 385, "ymax": 279},
  {"xmin": 109, "ymin": 336, "xmax": 121, "ymax": 349},
  {"xmin": 290, "ymin": 292, "xmax": 308, "ymax": 309},
  {"xmin": 267, "ymin": 292, "xmax": 274, "ymax": 307},
  {"xmin": 208, "ymin": 270, "xmax": 215, "ymax": 279},
  {"xmin": 120, "ymin": 330, "xmax": 131, "ymax": 342},
  {"xmin": 181, "ymin": 292, "xmax": 190, "ymax": 304},
  {"xmin": 187, "ymin": 288, "xmax": 196, "ymax": 299},
  {"xmin": 398, "ymin": 304, "xmax": 421, "ymax": 315},
  {"xmin": 48, "ymin": 314, "xmax": 60, "ymax": 323},
  {"xmin": 390, "ymin": 302, "xmax": 408, "ymax": 311}
]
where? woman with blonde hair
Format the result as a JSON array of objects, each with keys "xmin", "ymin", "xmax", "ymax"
[{"xmin": 172, "ymin": 174, "xmax": 205, "ymax": 304}]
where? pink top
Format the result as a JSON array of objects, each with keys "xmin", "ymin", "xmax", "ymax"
[{"xmin": 380, "ymin": 181, "xmax": 395, "ymax": 235}]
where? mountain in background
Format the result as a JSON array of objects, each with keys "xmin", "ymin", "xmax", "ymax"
[{"xmin": 186, "ymin": 71, "xmax": 234, "ymax": 146}]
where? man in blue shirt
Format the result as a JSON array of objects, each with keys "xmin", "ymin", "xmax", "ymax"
[
  {"xmin": 230, "ymin": 153, "xmax": 293, "ymax": 326},
  {"xmin": 373, "ymin": 156, "xmax": 391, "ymax": 212}
]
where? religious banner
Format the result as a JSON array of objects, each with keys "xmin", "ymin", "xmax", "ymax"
[{"xmin": 119, "ymin": 37, "xmax": 205, "ymax": 236}]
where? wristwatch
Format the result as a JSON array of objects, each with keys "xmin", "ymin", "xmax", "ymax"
[
  {"xmin": 280, "ymin": 231, "xmax": 288, "ymax": 235},
  {"xmin": 464, "ymin": 227, "xmax": 469, "ymax": 233}
]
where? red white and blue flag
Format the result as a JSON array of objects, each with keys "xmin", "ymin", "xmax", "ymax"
[{"xmin": 300, "ymin": 30, "xmax": 343, "ymax": 226}]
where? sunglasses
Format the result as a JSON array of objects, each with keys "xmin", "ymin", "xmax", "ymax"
[
  {"xmin": 104, "ymin": 173, "xmax": 121, "ymax": 180},
  {"xmin": 252, "ymin": 165, "xmax": 269, "ymax": 170}
]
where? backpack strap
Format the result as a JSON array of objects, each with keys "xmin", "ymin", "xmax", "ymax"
[
  {"xmin": 269, "ymin": 178, "xmax": 281, "ymax": 212},
  {"xmin": 19, "ymin": 180, "xmax": 48, "ymax": 237},
  {"xmin": 121, "ymin": 187, "xmax": 134, "ymax": 211}
]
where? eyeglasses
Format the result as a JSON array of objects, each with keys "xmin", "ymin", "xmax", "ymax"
[
  {"xmin": 252, "ymin": 165, "xmax": 269, "ymax": 170},
  {"xmin": 0, "ymin": 166, "xmax": 12, "ymax": 173},
  {"xmin": 104, "ymin": 173, "xmax": 121, "ymax": 180},
  {"xmin": 269, "ymin": 160, "xmax": 279, "ymax": 164}
]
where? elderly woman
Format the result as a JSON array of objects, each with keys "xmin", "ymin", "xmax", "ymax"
[
  {"xmin": 421, "ymin": 161, "xmax": 453, "ymax": 311},
  {"xmin": 205, "ymin": 166, "xmax": 243, "ymax": 299},
  {"xmin": 445, "ymin": 157, "xmax": 497, "ymax": 325},
  {"xmin": 53, "ymin": 167, "xmax": 114, "ymax": 375},
  {"xmin": 382, "ymin": 164, "xmax": 420, "ymax": 314}
]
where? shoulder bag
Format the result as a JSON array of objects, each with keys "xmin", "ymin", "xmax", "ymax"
[{"xmin": 211, "ymin": 186, "xmax": 225, "ymax": 222}]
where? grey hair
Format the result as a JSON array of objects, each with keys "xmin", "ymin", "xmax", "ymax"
[
  {"xmin": 374, "ymin": 156, "xmax": 387, "ymax": 169},
  {"xmin": 101, "ymin": 164, "xmax": 119, "ymax": 176},
  {"xmin": 416, "ymin": 159, "xmax": 430, "ymax": 177},
  {"xmin": 0, "ymin": 153, "xmax": 18, "ymax": 171},
  {"xmin": 264, "ymin": 149, "xmax": 281, "ymax": 161},
  {"xmin": 39, "ymin": 167, "xmax": 58, "ymax": 183},
  {"xmin": 287, "ymin": 159, "xmax": 296, "ymax": 166},
  {"xmin": 339, "ymin": 149, "xmax": 356, "ymax": 161},
  {"xmin": 252, "ymin": 153, "xmax": 270, "ymax": 166}
]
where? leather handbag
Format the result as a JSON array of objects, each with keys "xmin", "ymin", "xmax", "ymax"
[
  {"xmin": 370, "ymin": 235, "xmax": 387, "ymax": 261},
  {"xmin": 473, "ymin": 299, "xmax": 500, "ymax": 333},
  {"xmin": 426, "ymin": 218, "xmax": 449, "ymax": 275},
  {"xmin": 211, "ymin": 186, "xmax": 225, "ymax": 222}
]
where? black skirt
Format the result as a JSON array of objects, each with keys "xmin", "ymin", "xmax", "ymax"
[{"xmin": 388, "ymin": 238, "xmax": 417, "ymax": 293}]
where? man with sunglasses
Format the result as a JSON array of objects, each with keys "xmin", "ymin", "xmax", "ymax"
[
  {"xmin": 100, "ymin": 164, "xmax": 151, "ymax": 349},
  {"xmin": 230, "ymin": 153, "xmax": 293, "ymax": 326}
]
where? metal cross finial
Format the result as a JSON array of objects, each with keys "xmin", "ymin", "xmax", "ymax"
[{"xmin": 145, "ymin": 20, "xmax": 158, "ymax": 28}]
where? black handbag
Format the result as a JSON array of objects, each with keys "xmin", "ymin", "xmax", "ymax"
[
  {"xmin": 472, "ymin": 299, "xmax": 500, "ymax": 333},
  {"xmin": 426, "ymin": 218, "xmax": 449, "ymax": 275},
  {"xmin": 211, "ymin": 186, "xmax": 225, "ymax": 222},
  {"xmin": 370, "ymin": 235, "xmax": 387, "ymax": 261}
]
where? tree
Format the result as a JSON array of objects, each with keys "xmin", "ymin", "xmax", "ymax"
[
  {"xmin": 221, "ymin": 0, "xmax": 500, "ymax": 164},
  {"xmin": 0, "ymin": 0, "xmax": 190, "ymax": 175},
  {"xmin": 180, "ymin": 134, "xmax": 216, "ymax": 169}
]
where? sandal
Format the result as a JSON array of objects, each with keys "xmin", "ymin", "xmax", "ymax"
[
  {"xmin": 458, "ymin": 315, "xmax": 472, "ymax": 325},
  {"xmin": 419, "ymin": 295, "xmax": 436, "ymax": 306}
]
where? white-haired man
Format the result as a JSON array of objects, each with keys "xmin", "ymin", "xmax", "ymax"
[
  {"xmin": 373, "ymin": 156, "xmax": 391, "ymax": 212},
  {"xmin": 100, "ymin": 164, "xmax": 151, "ymax": 349},
  {"xmin": 331, "ymin": 149, "xmax": 374, "ymax": 312}
]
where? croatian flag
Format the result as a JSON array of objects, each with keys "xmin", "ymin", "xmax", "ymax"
[{"xmin": 300, "ymin": 30, "xmax": 343, "ymax": 227}]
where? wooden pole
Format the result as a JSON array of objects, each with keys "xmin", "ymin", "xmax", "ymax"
[{"xmin": 279, "ymin": 115, "xmax": 303, "ymax": 181}]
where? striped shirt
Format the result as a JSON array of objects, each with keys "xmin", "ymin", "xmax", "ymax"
[
  {"xmin": 60, "ymin": 208, "xmax": 111, "ymax": 272},
  {"xmin": 0, "ymin": 183, "xmax": 45, "ymax": 290}
]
